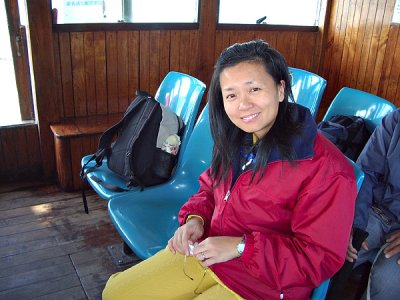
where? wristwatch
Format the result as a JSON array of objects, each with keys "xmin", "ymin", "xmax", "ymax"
[{"xmin": 236, "ymin": 235, "xmax": 246, "ymax": 257}]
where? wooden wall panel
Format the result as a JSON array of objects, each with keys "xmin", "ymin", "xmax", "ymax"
[
  {"xmin": 106, "ymin": 32, "xmax": 119, "ymax": 114},
  {"xmin": 379, "ymin": 25, "xmax": 400, "ymax": 101},
  {"xmin": 25, "ymin": 0, "xmax": 59, "ymax": 178},
  {"xmin": 149, "ymin": 31, "xmax": 161, "ymax": 94},
  {"xmin": 0, "ymin": 128, "xmax": 18, "ymax": 177},
  {"xmin": 214, "ymin": 30, "xmax": 318, "ymax": 71},
  {"xmin": 0, "ymin": 125, "xmax": 42, "ymax": 181},
  {"xmin": 371, "ymin": 4, "xmax": 395, "ymax": 94},
  {"xmin": 58, "ymin": 32, "xmax": 74, "ymax": 118},
  {"xmin": 53, "ymin": 32, "xmax": 64, "ymax": 118},
  {"xmin": 294, "ymin": 32, "xmax": 317, "ymax": 71},
  {"xmin": 94, "ymin": 32, "xmax": 107, "ymax": 115},
  {"xmin": 319, "ymin": 0, "xmax": 399, "ymax": 120},
  {"xmin": 71, "ymin": 32, "xmax": 87, "ymax": 117},
  {"xmin": 127, "ymin": 31, "xmax": 140, "ymax": 99},
  {"xmin": 117, "ymin": 31, "xmax": 130, "ymax": 112},
  {"xmin": 54, "ymin": 29, "xmax": 205, "ymax": 120},
  {"xmin": 83, "ymin": 32, "xmax": 96, "ymax": 116},
  {"xmin": 170, "ymin": 31, "xmax": 181, "ymax": 75},
  {"xmin": 139, "ymin": 31, "xmax": 151, "ymax": 93},
  {"xmin": 159, "ymin": 31, "xmax": 171, "ymax": 82}
]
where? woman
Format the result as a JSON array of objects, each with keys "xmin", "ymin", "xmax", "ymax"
[{"xmin": 103, "ymin": 40, "xmax": 357, "ymax": 300}]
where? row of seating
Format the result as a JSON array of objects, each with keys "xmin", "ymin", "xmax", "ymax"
[
  {"xmin": 81, "ymin": 69, "xmax": 397, "ymax": 299},
  {"xmin": 81, "ymin": 68, "xmax": 327, "ymax": 200}
]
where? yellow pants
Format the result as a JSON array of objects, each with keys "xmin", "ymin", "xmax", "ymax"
[{"xmin": 102, "ymin": 248, "xmax": 243, "ymax": 300}]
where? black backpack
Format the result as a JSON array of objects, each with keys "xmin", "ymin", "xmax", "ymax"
[
  {"xmin": 81, "ymin": 91, "xmax": 184, "ymax": 213},
  {"xmin": 317, "ymin": 115, "xmax": 371, "ymax": 161}
]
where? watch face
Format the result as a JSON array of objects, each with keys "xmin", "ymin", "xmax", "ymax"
[{"xmin": 237, "ymin": 242, "xmax": 245, "ymax": 254}]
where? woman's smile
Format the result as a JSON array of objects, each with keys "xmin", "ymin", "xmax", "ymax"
[{"xmin": 241, "ymin": 112, "xmax": 260, "ymax": 122}]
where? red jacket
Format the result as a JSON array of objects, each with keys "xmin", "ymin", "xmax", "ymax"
[{"xmin": 179, "ymin": 108, "xmax": 357, "ymax": 300}]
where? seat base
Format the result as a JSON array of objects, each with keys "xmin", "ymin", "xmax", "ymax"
[{"xmin": 107, "ymin": 243, "xmax": 142, "ymax": 267}]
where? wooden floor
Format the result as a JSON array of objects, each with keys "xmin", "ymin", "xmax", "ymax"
[
  {"xmin": 0, "ymin": 181, "xmax": 140, "ymax": 300},
  {"xmin": 0, "ymin": 180, "xmax": 367, "ymax": 300}
]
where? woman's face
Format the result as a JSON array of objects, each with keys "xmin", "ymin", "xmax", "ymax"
[{"xmin": 220, "ymin": 61, "xmax": 285, "ymax": 139}]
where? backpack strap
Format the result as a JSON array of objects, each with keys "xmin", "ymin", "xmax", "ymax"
[
  {"xmin": 89, "ymin": 175, "xmax": 130, "ymax": 192},
  {"xmin": 80, "ymin": 154, "xmax": 97, "ymax": 214},
  {"xmin": 97, "ymin": 93, "xmax": 152, "ymax": 154}
]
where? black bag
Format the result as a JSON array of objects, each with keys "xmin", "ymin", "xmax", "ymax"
[
  {"xmin": 81, "ymin": 91, "xmax": 184, "ymax": 213},
  {"xmin": 317, "ymin": 115, "xmax": 371, "ymax": 161}
]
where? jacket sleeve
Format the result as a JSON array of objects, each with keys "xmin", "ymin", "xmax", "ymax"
[
  {"xmin": 240, "ymin": 161, "xmax": 357, "ymax": 289},
  {"xmin": 353, "ymin": 111, "xmax": 398, "ymax": 230},
  {"xmin": 178, "ymin": 168, "xmax": 215, "ymax": 232}
]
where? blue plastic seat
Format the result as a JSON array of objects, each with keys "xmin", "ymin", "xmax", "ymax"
[
  {"xmin": 312, "ymin": 87, "xmax": 396, "ymax": 299},
  {"xmin": 322, "ymin": 87, "xmax": 397, "ymax": 133},
  {"xmin": 108, "ymin": 105, "xmax": 213, "ymax": 259},
  {"xmin": 81, "ymin": 71, "xmax": 206, "ymax": 200},
  {"xmin": 288, "ymin": 67, "xmax": 327, "ymax": 119}
]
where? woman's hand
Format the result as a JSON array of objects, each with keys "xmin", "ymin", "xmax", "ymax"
[
  {"xmin": 192, "ymin": 236, "xmax": 243, "ymax": 267},
  {"xmin": 168, "ymin": 217, "xmax": 204, "ymax": 255},
  {"xmin": 384, "ymin": 230, "xmax": 400, "ymax": 264}
]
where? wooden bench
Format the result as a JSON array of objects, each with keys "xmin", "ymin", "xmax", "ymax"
[{"xmin": 50, "ymin": 114, "xmax": 122, "ymax": 191}]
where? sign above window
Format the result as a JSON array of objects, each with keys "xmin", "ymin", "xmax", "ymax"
[{"xmin": 218, "ymin": 0, "xmax": 322, "ymax": 26}]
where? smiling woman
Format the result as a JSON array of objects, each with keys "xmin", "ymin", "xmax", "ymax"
[{"xmin": 101, "ymin": 40, "xmax": 358, "ymax": 300}]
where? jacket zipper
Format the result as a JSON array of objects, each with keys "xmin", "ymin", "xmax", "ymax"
[
  {"xmin": 224, "ymin": 190, "xmax": 231, "ymax": 201},
  {"xmin": 219, "ymin": 170, "xmax": 250, "ymax": 233}
]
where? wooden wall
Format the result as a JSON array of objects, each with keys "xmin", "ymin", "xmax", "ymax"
[
  {"xmin": 52, "ymin": 28, "xmax": 322, "ymax": 121},
  {"xmin": 1, "ymin": 0, "xmax": 399, "ymax": 183},
  {"xmin": 0, "ymin": 124, "xmax": 42, "ymax": 181},
  {"xmin": 318, "ymin": 0, "xmax": 400, "ymax": 119},
  {"xmin": 53, "ymin": 30, "xmax": 201, "ymax": 119}
]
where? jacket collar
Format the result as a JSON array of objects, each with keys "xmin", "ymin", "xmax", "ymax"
[{"xmin": 267, "ymin": 103, "xmax": 316, "ymax": 163}]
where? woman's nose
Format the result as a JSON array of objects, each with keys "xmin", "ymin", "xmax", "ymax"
[{"xmin": 238, "ymin": 95, "xmax": 252, "ymax": 110}]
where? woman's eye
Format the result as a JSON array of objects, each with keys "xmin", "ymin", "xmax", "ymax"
[
  {"xmin": 225, "ymin": 94, "xmax": 236, "ymax": 101},
  {"xmin": 250, "ymin": 87, "xmax": 260, "ymax": 92}
]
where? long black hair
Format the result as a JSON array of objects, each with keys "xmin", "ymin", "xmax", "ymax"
[{"xmin": 208, "ymin": 39, "xmax": 301, "ymax": 184}]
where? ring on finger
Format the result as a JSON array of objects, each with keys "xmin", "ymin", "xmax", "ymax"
[{"xmin": 201, "ymin": 252, "xmax": 206, "ymax": 260}]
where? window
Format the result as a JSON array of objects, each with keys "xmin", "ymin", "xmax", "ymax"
[
  {"xmin": 218, "ymin": 0, "xmax": 322, "ymax": 26},
  {"xmin": 1, "ymin": 0, "xmax": 34, "ymax": 126},
  {"xmin": 52, "ymin": 0, "xmax": 199, "ymax": 24},
  {"xmin": 0, "ymin": 1, "xmax": 20, "ymax": 125}
]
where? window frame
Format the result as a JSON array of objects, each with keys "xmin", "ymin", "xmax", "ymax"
[
  {"xmin": 216, "ymin": 23, "xmax": 318, "ymax": 32},
  {"xmin": 52, "ymin": 0, "xmax": 201, "ymax": 30},
  {"xmin": 216, "ymin": 0, "xmax": 322, "ymax": 31},
  {"xmin": 53, "ymin": 22, "xmax": 199, "ymax": 32}
]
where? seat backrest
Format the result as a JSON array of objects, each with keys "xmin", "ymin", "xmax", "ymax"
[
  {"xmin": 347, "ymin": 157, "xmax": 365, "ymax": 191},
  {"xmin": 322, "ymin": 87, "xmax": 397, "ymax": 133},
  {"xmin": 178, "ymin": 104, "xmax": 214, "ymax": 185},
  {"xmin": 155, "ymin": 71, "xmax": 206, "ymax": 157},
  {"xmin": 289, "ymin": 67, "xmax": 327, "ymax": 119}
]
